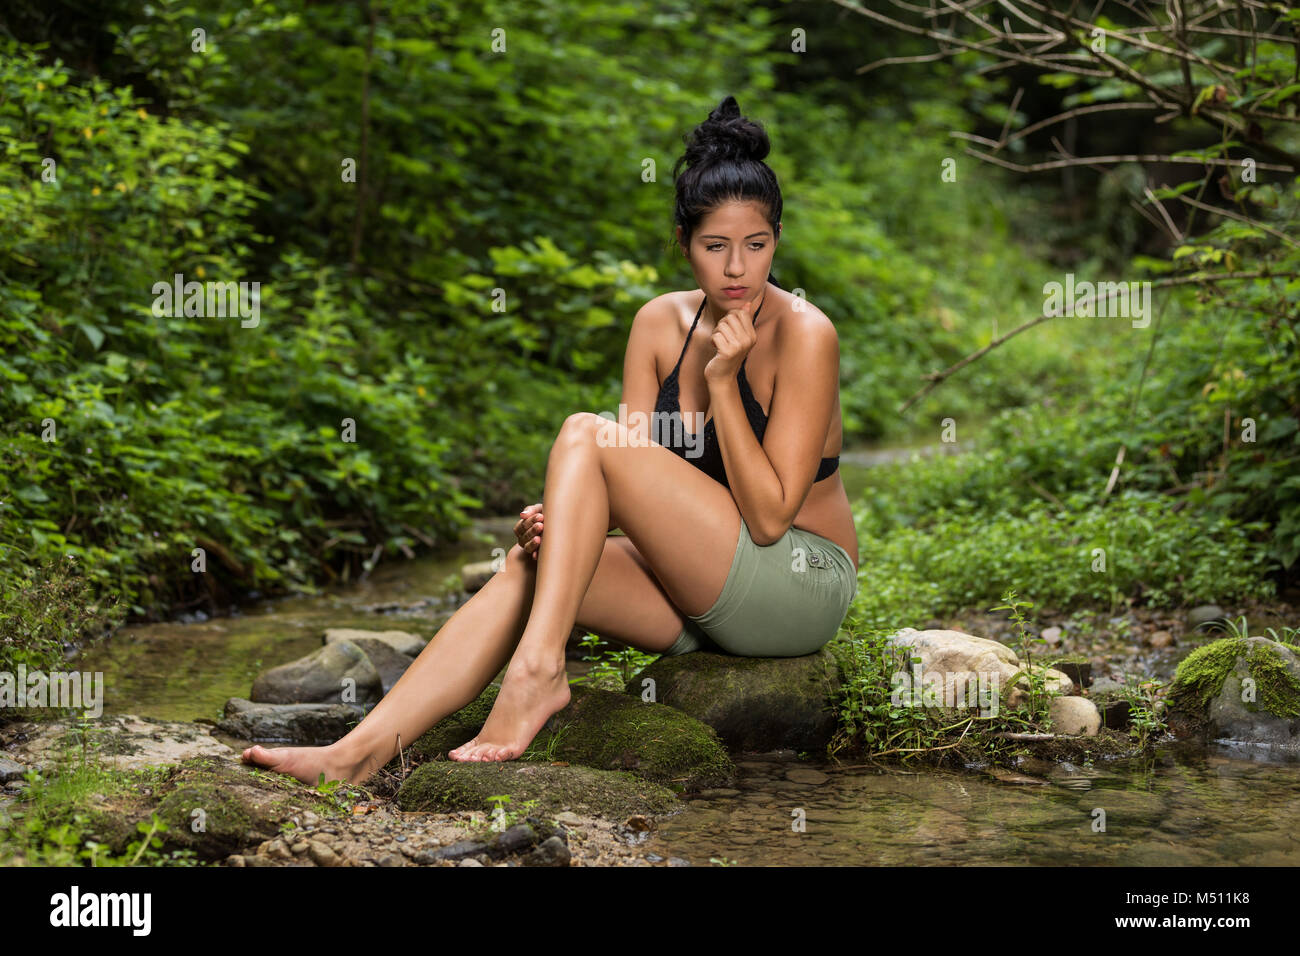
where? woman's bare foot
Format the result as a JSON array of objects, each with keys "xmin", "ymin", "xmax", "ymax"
[
  {"xmin": 240, "ymin": 742, "xmax": 373, "ymax": 786},
  {"xmin": 449, "ymin": 657, "xmax": 571, "ymax": 762}
]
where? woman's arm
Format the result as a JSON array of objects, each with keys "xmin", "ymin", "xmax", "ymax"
[{"xmin": 709, "ymin": 310, "xmax": 840, "ymax": 546}]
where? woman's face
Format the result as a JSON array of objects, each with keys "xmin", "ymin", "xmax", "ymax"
[{"xmin": 677, "ymin": 200, "xmax": 779, "ymax": 314}]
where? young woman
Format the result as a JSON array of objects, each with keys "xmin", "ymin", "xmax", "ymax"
[{"xmin": 241, "ymin": 95, "xmax": 858, "ymax": 783}]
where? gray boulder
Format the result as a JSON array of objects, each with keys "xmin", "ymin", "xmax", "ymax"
[{"xmin": 251, "ymin": 640, "xmax": 382, "ymax": 706}]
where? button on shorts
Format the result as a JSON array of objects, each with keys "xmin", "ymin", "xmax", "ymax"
[{"xmin": 662, "ymin": 516, "xmax": 858, "ymax": 658}]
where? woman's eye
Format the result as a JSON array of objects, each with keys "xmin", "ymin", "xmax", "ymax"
[{"xmin": 706, "ymin": 243, "xmax": 766, "ymax": 252}]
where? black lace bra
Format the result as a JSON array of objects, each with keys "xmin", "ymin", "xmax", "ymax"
[{"xmin": 652, "ymin": 293, "xmax": 840, "ymax": 490}]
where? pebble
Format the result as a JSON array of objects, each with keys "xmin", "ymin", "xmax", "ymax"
[
  {"xmin": 458, "ymin": 858, "xmax": 483, "ymax": 867},
  {"xmin": 1149, "ymin": 630, "xmax": 1174, "ymax": 648},
  {"xmin": 308, "ymin": 841, "xmax": 342, "ymax": 867}
]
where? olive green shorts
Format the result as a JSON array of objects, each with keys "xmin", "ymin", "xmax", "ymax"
[{"xmin": 662, "ymin": 517, "xmax": 858, "ymax": 658}]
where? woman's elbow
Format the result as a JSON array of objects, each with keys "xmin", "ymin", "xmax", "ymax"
[{"xmin": 748, "ymin": 518, "xmax": 788, "ymax": 547}]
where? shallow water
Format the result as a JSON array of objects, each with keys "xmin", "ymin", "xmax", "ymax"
[
  {"xmin": 647, "ymin": 746, "xmax": 1300, "ymax": 866},
  {"xmin": 67, "ymin": 451, "xmax": 1300, "ymax": 866}
]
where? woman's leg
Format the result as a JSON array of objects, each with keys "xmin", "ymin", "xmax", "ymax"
[
  {"xmin": 241, "ymin": 531, "xmax": 701, "ymax": 785},
  {"xmin": 452, "ymin": 411, "xmax": 743, "ymax": 761}
]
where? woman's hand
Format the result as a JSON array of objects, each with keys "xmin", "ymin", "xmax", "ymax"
[
  {"xmin": 515, "ymin": 503, "xmax": 543, "ymax": 560},
  {"xmin": 703, "ymin": 293, "xmax": 760, "ymax": 384}
]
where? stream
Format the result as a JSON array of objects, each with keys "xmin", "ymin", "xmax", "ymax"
[{"xmin": 68, "ymin": 439, "xmax": 1300, "ymax": 866}]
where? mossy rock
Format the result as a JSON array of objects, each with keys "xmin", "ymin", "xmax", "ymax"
[
  {"xmin": 1168, "ymin": 636, "xmax": 1300, "ymax": 747},
  {"xmin": 396, "ymin": 760, "xmax": 680, "ymax": 820},
  {"xmin": 408, "ymin": 684, "xmax": 733, "ymax": 792},
  {"xmin": 408, "ymin": 685, "xmax": 502, "ymax": 760},
  {"xmin": 535, "ymin": 685, "xmax": 733, "ymax": 791},
  {"xmin": 625, "ymin": 646, "xmax": 842, "ymax": 753},
  {"xmin": 71, "ymin": 755, "xmax": 344, "ymax": 861}
]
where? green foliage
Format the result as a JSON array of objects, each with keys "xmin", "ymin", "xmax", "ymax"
[{"xmin": 570, "ymin": 631, "xmax": 658, "ymax": 691}]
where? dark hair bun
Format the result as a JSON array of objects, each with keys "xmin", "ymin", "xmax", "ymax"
[{"xmin": 682, "ymin": 95, "xmax": 770, "ymax": 167}]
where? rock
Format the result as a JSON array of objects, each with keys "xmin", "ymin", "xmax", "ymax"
[
  {"xmin": 397, "ymin": 761, "xmax": 680, "ymax": 820},
  {"xmin": 0, "ymin": 756, "xmax": 29, "ymax": 783},
  {"xmin": 323, "ymin": 628, "xmax": 427, "ymax": 658},
  {"xmin": 411, "ymin": 684, "xmax": 734, "ymax": 792},
  {"xmin": 461, "ymin": 561, "xmax": 498, "ymax": 592},
  {"xmin": 59, "ymin": 754, "xmax": 342, "ymax": 862},
  {"xmin": 216, "ymin": 698, "xmax": 366, "ymax": 744},
  {"xmin": 885, "ymin": 628, "xmax": 1075, "ymax": 710},
  {"xmin": 458, "ymin": 858, "xmax": 484, "ymax": 867},
  {"xmin": 626, "ymin": 646, "xmax": 843, "ymax": 752},
  {"xmin": 347, "ymin": 638, "xmax": 417, "ymax": 696},
  {"xmin": 1041, "ymin": 626, "xmax": 1062, "ymax": 646},
  {"xmin": 785, "ymin": 767, "xmax": 829, "ymax": 785},
  {"xmin": 1187, "ymin": 605, "xmax": 1226, "ymax": 628},
  {"xmin": 1048, "ymin": 696, "xmax": 1101, "ymax": 736},
  {"xmin": 1089, "ymin": 676, "xmax": 1128, "ymax": 695},
  {"xmin": 308, "ymin": 840, "xmax": 342, "ymax": 867},
  {"xmin": 554, "ymin": 811, "xmax": 584, "ymax": 826},
  {"xmin": 1049, "ymin": 656, "xmax": 1091, "ymax": 688},
  {"xmin": 1168, "ymin": 636, "xmax": 1300, "ymax": 751},
  {"xmin": 1149, "ymin": 630, "xmax": 1174, "ymax": 649},
  {"xmin": 427, "ymin": 840, "xmax": 489, "ymax": 863},
  {"xmin": 1085, "ymin": 690, "xmax": 1132, "ymax": 730},
  {"xmin": 3, "ymin": 714, "xmax": 233, "ymax": 774},
  {"xmin": 526, "ymin": 835, "xmax": 571, "ymax": 867},
  {"xmin": 251, "ymin": 640, "xmax": 382, "ymax": 706},
  {"xmin": 487, "ymin": 824, "xmax": 538, "ymax": 858}
]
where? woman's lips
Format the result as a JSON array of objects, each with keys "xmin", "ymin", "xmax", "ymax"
[{"xmin": 723, "ymin": 287, "xmax": 747, "ymax": 298}]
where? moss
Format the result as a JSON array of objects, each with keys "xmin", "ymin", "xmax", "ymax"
[
  {"xmin": 1169, "ymin": 636, "xmax": 1300, "ymax": 734},
  {"xmin": 1244, "ymin": 641, "xmax": 1300, "ymax": 719},
  {"xmin": 530, "ymin": 685, "xmax": 734, "ymax": 792},
  {"xmin": 396, "ymin": 760, "xmax": 680, "ymax": 820},
  {"xmin": 1168, "ymin": 637, "xmax": 1247, "ymax": 712},
  {"xmin": 406, "ymin": 684, "xmax": 734, "ymax": 793},
  {"xmin": 407, "ymin": 685, "xmax": 500, "ymax": 761},
  {"xmin": 33, "ymin": 755, "xmax": 346, "ymax": 861}
]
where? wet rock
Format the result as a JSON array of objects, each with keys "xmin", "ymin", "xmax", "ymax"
[
  {"xmin": 0, "ymin": 755, "xmax": 29, "ymax": 783},
  {"xmin": 216, "ymin": 698, "xmax": 366, "ymax": 744},
  {"xmin": 1187, "ymin": 605, "xmax": 1226, "ymax": 628},
  {"xmin": 323, "ymin": 628, "xmax": 427, "ymax": 658},
  {"xmin": 785, "ymin": 767, "xmax": 829, "ymax": 785},
  {"xmin": 1048, "ymin": 696, "xmax": 1101, "ymax": 736},
  {"xmin": 885, "ymin": 628, "xmax": 1075, "ymax": 709},
  {"xmin": 626, "ymin": 646, "xmax": 842, "ymax": 752},
  {"xmin": 397, "ymin": 761, "xmax": 680, "ymax": 820},
  {"xmin": 1168, "ymin": 636, "xmax": 1300, "ymax": 751},
  {"xmin": 251, "ymin": 640, "xmax": 382, "ymax": 706},
  {"xmin": 411, "ymin": 684, "xmax": 734, "ymax": 792}
]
